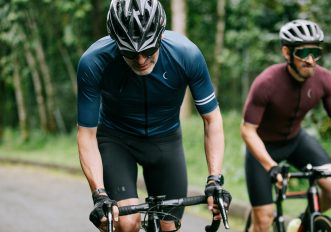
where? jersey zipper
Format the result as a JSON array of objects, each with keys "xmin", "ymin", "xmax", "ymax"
[
  {"xmin": 143, "ymin": 77, "xmax": 149, "ymax": 136},
  {"xmin": 286, "ymin": 85, "xmax": 302, "ymax": 139}
]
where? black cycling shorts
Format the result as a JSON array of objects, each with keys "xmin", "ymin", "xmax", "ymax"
[
  {"xmin": 245, "ymin": 129, "xmax": 331, "ymax": 207},
  {"xmin": 97, "ymin": 125, "xmax": 188, "ymax": 219}
]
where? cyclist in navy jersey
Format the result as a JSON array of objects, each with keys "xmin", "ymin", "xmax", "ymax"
[
  {"xmin": 241, "ymin": 19, "xmax": 331, "ymax": 232},
  {"xmin": 77, "ymin": 0, "xmax": 230, "ymax": 231}
]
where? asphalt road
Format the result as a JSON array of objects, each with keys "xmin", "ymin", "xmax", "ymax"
[{"xmin": 0, "ymin": 164, "xmax": 233, "ymax": 232}]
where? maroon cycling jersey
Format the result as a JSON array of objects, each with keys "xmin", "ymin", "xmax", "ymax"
[{"xmin": 243, "ymin": 63, "xmax": 331, "ymax": 142}]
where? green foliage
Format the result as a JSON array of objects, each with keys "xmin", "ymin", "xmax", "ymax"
[
  {"xmin": 1, "ymin": 0, "xmax": 331, "ymax": 138},
  {"xmin": 303, "ymin": 104, "xmax": 331, "ymax": 142}
]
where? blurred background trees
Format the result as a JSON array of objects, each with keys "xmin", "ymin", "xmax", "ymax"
[{"xmin": 1, "ymin": 0, "xmax": 330, "ymax": 141}]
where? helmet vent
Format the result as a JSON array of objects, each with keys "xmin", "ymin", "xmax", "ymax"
[
  {"xmin": 306, "ymin": 25, "xmax": 314, "ymax": 37},
  {"xmin": 297, "ymin": 26, "xmax": 305, "ymax": 35}
]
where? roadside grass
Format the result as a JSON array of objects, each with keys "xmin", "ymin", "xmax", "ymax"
[
  {"xmin": 0, "ymin": 129, "xmax": 79, "ymax": 166},
  {"xmin": 1, "ymin": 111, "xmax": 330, "ymax": 230}
]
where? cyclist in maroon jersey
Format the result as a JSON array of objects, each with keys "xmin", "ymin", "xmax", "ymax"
[{"xmin": 241, "ymin": 19, "xmax": 331, "ymax": 232}]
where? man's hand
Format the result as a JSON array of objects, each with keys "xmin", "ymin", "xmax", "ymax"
[
  {"xmin": 205, "ymin": 183, "xmax": 232, "ymax": 209},
  {"xmin": 205, "ymin": 181, "xmax": 221, "ymax": 211},
  {"xmin": 89, "ymin": 195, "xmax": 118, "ymax": 231},
  {"xmin": 204, "ymin": 174, "xmax": 231, "ymax": 211},
  {"xmin": 268, "ymin": 165, "xmax": 284, "ymax": 189},
  {"xmin": 204, "ymin": 181, "xmax": 232, "ymax": 223},
  {"xmin": 268, "ymin": 165, "xmax": 282, "ymax": 183},
  {"xmin": 220, "ymin": 188, "xmax": 232, "ymax": 210}
]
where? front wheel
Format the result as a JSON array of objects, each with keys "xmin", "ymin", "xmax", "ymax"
[{"xmin": 314, "ymin": 215, "xmax": 331, "ymax": 232}]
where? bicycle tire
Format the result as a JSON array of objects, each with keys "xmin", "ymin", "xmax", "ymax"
[{"xmin": 314, "ymin": 215, "xmax": 331, "ymax": 232}]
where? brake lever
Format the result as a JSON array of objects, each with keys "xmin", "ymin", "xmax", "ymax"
[
  {"xmin": 215, "ymin": 190, "xmax": 230, "ymax": 229},
  {"xmin": 106, "ymin": 203, "xmax": 113, "ymax": 232},
  {"xmin": 280, "ymin": 165, "xmax": 289, "ymax": 200}
]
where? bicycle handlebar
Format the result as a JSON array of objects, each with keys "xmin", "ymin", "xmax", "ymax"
[
  {"xmin": 107, "ymin": 194, "xmax": 230, "ymax": 232},
  {"xmin": 290, "ymin": 165, "xmax": 331, "ymax": 179},
  {"xmin": 276, "ymin": 164, "xmax": 331, "ymax": 201},
  {"xmin": 118, "ymin": 195, "xmax": 207, "ymax": 216}
]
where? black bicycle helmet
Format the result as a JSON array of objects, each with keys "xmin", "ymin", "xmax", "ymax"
[
  {"xmin": 279, "ymin": 19, "xmax": 324, "ymax": 46},
  {"xmin": 107, "ymin": 0, "xmax": 166, "ymax": 53}
]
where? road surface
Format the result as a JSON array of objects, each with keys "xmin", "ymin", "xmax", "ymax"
[{"xmin": 0, "ymin": 164, "xmax": 233, "ymax": 231}]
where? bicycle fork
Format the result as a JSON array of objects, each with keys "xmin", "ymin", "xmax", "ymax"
[{"xmin": 303, "ymin": 184, "xmax": 321, "ymax": 232}]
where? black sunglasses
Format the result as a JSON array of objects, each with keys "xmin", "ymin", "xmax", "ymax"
[
  {"xmin": 293, "ymin": 47, "xmax": 322, "ymax": 62},
  {"xmin": 120, "ymin": 46, "xmax": 159, "ymax": 59}
]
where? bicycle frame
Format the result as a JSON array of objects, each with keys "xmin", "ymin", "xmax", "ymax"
[{"xmin": 273, "ymin": 181, "xmax": 310, "ymax": 232}]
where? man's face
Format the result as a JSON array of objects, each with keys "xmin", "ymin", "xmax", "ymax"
[
  {"xmin": 122, "ymin": 49, "xmax": 159, "ymax": 76},
  {"xmin": 291, "ymin": 45, "xmax": 322, "ymax": 81}
]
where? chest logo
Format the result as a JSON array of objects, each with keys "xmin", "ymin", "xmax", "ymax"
[
  {"xmin": 307, "ymin": 89, "xmax": 312, "ymax": 99},
  {"xmin": 163, "ymin": 72, "xmax": 168, "ymax": 80}
]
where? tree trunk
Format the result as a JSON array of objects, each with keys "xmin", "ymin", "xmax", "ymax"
[
  {"xmin": 13, "ymin": 56, "xmax": 29, "ymax": 141},
  {"xmin": 34, "ymin": 38, "xmax": 57, "ymax": 131},
  {"xmin": 58, "ymin": 43, "xmax": 77, "ymax": 95},
  {"xmin": 92, "ymin": 0, "xmax": 104, "ymax": 40},
  {"xmin": 241, "ymin": 49, "xmax": 250, "ymax": 106},
  {"xmin": 27, "ymin": 13, "xmax": 63, "ymax": 132},
  {"xmin": 212, "ymin": 0, "xmax": 226, "ymax": 97},
  {"xmin": 171, "ymin": 0, "xmax": 191, "ymax": 119},
  {"xmin": 0, "ymin": 80, "xmax": 5, "ymax": 144},
  {"xmin": 23, "ymin": 42, "xmax": 48, "ymax": 132}
]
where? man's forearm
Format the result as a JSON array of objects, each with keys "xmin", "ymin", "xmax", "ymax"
[
  {"xmin": 203, "ymin": 109, "xmax": 225, "ymax": 175},
  {"xmin": 205, "ymin": 127, "xmax": 224, "ymax": 175},
  {"xmin": 240, "ymin": 122, "xmax": 277, "ymax": 171},
  {"xmin": 77, "ymin": 129, "xmax": 105, "ymax": 192},
  {"xmin": 79, "ymin": 146, "xmax": 105, "ymax": 191}
]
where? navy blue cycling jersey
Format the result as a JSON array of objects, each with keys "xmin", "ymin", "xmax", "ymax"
[{"xmin": 77, "ymin": 30, "xmax": 218, "ymax": 137}]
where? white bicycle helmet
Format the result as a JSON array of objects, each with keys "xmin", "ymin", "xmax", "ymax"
[
  {"xmin": 107, "ymin": 0, "xmax": 166, "ymax": 53},
  {"xmin": 279, "ymin": 19, "xmax": 324, "ymax": 46}
]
